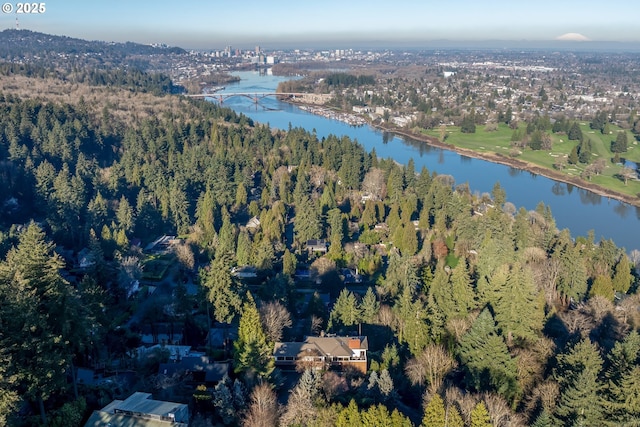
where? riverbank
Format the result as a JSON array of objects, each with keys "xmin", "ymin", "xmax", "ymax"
[
  {"xmin": 285, "ymin": 98, "xmax": 640, "ymax": 207},
  {"xmin": 373, "ymin": 123, "xmax": 640, "ymax": 208}
]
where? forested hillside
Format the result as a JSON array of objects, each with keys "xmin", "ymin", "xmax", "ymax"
[{"xmin": 0, "ymin": 67, "xmax": 638, "ymax": 426}]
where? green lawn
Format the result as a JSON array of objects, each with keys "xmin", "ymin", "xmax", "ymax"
[
  {"xmin": 142, "ymin": 254, "xmax": 174, "ymax": 281},
  {"xmin": 424, "ymin": 123, "xmax": 640, "ymax": 200}
]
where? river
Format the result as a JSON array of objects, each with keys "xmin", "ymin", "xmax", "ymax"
[{"xmin": 210, "ymin": 71, "xmax": 640, "ymax": 252}]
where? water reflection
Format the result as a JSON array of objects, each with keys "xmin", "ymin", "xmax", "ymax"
[
  {"xmin": 508, "ymin": 167, "xmax": 521, "ymax": 177},
  {"xmin": 579, "ymin": 189, "xmax": 602, "ymax": 206},
  {"xmin": 552, "ymin": 182, "xmax": 566, "ymax": 196},
  {"xmin": 614, "ymin": 202, "xmax": 631, "ymax": 218}
]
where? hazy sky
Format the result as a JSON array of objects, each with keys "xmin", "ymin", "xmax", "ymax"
[{"xmin": 3, "ymin": 0, "xmax": 640, "ymax": 49}]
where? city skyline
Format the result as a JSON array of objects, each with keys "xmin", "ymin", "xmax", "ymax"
[{"xmin": 2, "ymin": 0, "xmax": 640, "ymax": 49}]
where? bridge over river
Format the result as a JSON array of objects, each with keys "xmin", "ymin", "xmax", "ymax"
[{"xmin": 185, "ymin": 92, "xmax": 331, "ymax": 104}]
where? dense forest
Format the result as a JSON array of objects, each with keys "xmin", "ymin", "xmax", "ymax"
[{"xmin": 0, "ymin": 65, "xmax": 639, "ymax": 427}]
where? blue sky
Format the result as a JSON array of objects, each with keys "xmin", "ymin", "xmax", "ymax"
[{"xmin": 3, "ymin": 0, "xmax": 639, "ymax": 49}]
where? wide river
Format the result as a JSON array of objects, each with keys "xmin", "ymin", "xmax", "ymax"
[{"xmin": 210, "ymin": 71, "xmax": 639, "ymax": 252}]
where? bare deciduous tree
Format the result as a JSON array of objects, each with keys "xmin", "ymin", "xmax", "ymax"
[
  {"xmin": 482, "ymin": 392, "xmax": 527, "ymax": 427},
  {"xmin": 629, "ymin": 249, "xmax": 640, "ymax": 274},
  {"xmin": 619, "ymin": 166, "xmax": 637, "ymax": 185},
  {"xmin": 242, "ymin": 383, "xmax": 280, "ymax": 427},
  {"xmin": 617, "ymin": 294, "xmax": 640, "ymax": 329},
  {"xmin": 523, "ymin": 380, "xmax": 560, "ymax": 418},
  {"xmin": 361, "ymin": 167, "xmax": 387, "ymax": 200},
  {"xmin": 445, "ymin": 387, "xmax": 477, "ymax": 427},
  {"xmin": 259, "ymin": 301, "xmax": 292, "ymax": 343},
  {"xmin": 310, "ymin": 315, "xmax": 324, "ymax": 336},
  {"xmin": 445, "ymin": 316, "xmax": 474, "ymax": 344},
  {"xmin": 174, "ymin": 241, "xmax": 195, "ymax": 271},
  {"xmin": 280, "ymin": 377, "xmax": 318, "ymax": 426},
  {"xmin": 377, "ymin": 304, "xmax": 396, "ymax": 328},
  {"xmin": 405, "ymin": 345, "xmax": 457, "ymax": 393},
  {"xmin": 321, "ymin": 371, "xmax": 347, "ymax": 402},
  {"xmin": 310, "ymin": 257, "xmax": 336, "ymax": 281},
  {"xmin": 118, "ymin": 255, "xmax": 142, "ymax": 295}
]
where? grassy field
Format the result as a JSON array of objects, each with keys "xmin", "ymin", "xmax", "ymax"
[{"xmin": 423, "ymin": 123, "xmax": 640, "ymax": 200}]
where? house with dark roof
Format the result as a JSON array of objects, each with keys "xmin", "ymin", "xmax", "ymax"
[
  {"xmin": 84, "ymin": 392, "xmax": 188, "ymax": 427},
  {"xmin": 273, "ymin": 335, "xmax": 368, "ymax": 373},
  {"xmin": 158, "ymin": 356, "xmax": 230, "ymax": 385}
]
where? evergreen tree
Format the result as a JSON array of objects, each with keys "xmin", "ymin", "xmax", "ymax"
[
  {"xmin": 201, "ymin": 255, "xmax": 243, "ymax": 324},
  {"xmin": 213, "ymin": 375, "xmax": 236, "ymax": 425},
  {"xmin": 377, "ymin": 369, "xmax": 395, "ymax": 399},
  {"xmin": 362, "ymin": 201, "xmax": 378, "ymax": 229},
  {"xmin": 461, "ymin": 114, "xmax": 476, "ymax": 133},
  {"xmin": 360, "ymin": 287, "xmax": 380, "ymax": 324},
  {"xmin": 568, "ymin": 122, "xmax": 582, "ymax": 140},
  {"xmin": 611, "ymin": 131, "xmax": 628, "ymax": 153},
  {"xmin": 328, "ymin": 208, "xmax": 345, "ymax": 257},
  {"xmin": 234, "ymin": 294, "xmax": 274, "ymax": 381},
  {"xmin": 400, "ymin": 220, "xmax": 419, "ymax": 256},
  {"xmin": 553, "ymin": 233, "xmax": 588, "ymax": 301},
  {"xmin": 578, "ymin": 139, "xmax": 592, "ymax": 164},
  {"xmin": 448, "ymin": 261, "xmax": 477, "ymax": 318},
  {"xmin": 605, "ymin": 366, "xmax": 640, "ymax": 425},
  {"xmin": 0, "ymin": 224, "xmax": 88, "ymax": 425},
  {"xmin": 116, "ymin": 195, "xmax": 134, "ymax": 233},
  {"xmin": 568, "ymin": 145, "xmax": 579, "ymax": 165},
  {"xmin": 530, "ymin": 410, "xmax": 553, "ymax": 427},
  {"xmin": 457, "ymin": 308, "xmax": 519, "ymax": 401},
  {"xmin": 282, "ymin": 248, "xmax": 297, "ymax": 276},
  {"xmin": 493, "ymin": 262, "xmax": 543, "ymax": 345},
  {"xmin": 612, "ymin": 255, "xmax": 633, "ymax": 293},
  {"xmin": 604, "ymin": 331, "xmax": 640, "ymax": 424},
  {"xmin": 470, "ymin": 401, "xmax": 492, "ymax": 427},
  {"xmin": 394, "ymin": 286, "xmax": 430, "ymax": 356},
  {"xmin": 236, "ymin": 230, "xmax": 252, "ymax": 266},
  {"xmin": 329, "ymin": 289, "xmax": 362, "ymax": 331},
  {"xmin": 217, "ymin": 206, "xmax": 236, "ymax": 258},
  {"xmin": 554, "ymin": 339, "xmax": 606, "ymax": 426},
  {"xmin": 445, "ymin": 403, "xmax": 464, "ymax": 427},
  {"xmin": 294, "ymin": 195, "xmax": 322, "ymax": 244},
  {"xmin": 589, "ymin": 275, "xmax": 615, "ymax": 300},
  {"xmin": 422, "ymin": 393, "xmax": 446, "ymax": 427}
]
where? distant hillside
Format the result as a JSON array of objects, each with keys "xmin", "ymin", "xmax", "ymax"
[
  {"xmin": 0, "ymin": 29, "xmax": 187, "ymax": 73},
  {"xmin": 0, "ymin": 29, "xmax": 186, "ymax": 57}
]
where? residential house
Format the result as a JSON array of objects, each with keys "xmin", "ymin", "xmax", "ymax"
[
  {"xmin": 158, "ymin": 356, "xmax": 230, "ymax": 386},
  {"xmin": 274, "ymin": 335, "xmax": 368, "ymax": 373},
  {"xmin": 231, "ymin": 266, "xmax": 258, "ymax": 278},
  {"xmin": 305, "ymin": 239, "xmax": 328, "ymax": 254},
  {"xmin": 84, "ymin": 392, "xmax": 189, "ymax": 427},
  {"xmin": 245, "ymin": 216, "xmax": 261, "ymax": 230}
]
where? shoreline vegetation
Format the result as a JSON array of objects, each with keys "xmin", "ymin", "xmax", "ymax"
[{"xmin": 287, "ymin": 98, "xmax": 640, "ymax": 208}]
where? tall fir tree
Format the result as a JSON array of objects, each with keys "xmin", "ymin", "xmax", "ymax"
[
  {"xmin": 0, "ymin": 224, "xmax": 88, "ymax": 424},
  {"xmin": 234, "ymin": 294, "xmax": 274, "ymax": 381},
  {"xmin": 554, "ymin": 339, "xmax": 606, "ymax": 426},
  {"xmin": 457, "ymin": 308, "xmax": 519, "ymax": 401},
  {"xmin": 422, "ymin": 394, "xmax": 446, "ymax": 427},
  {"xmin": 493, "ymin": 262, "xmax": 544, "ymax": 345},
  {"xmin": 470, "ymin": 401, "xmax": 492, "ymax": 427}
]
